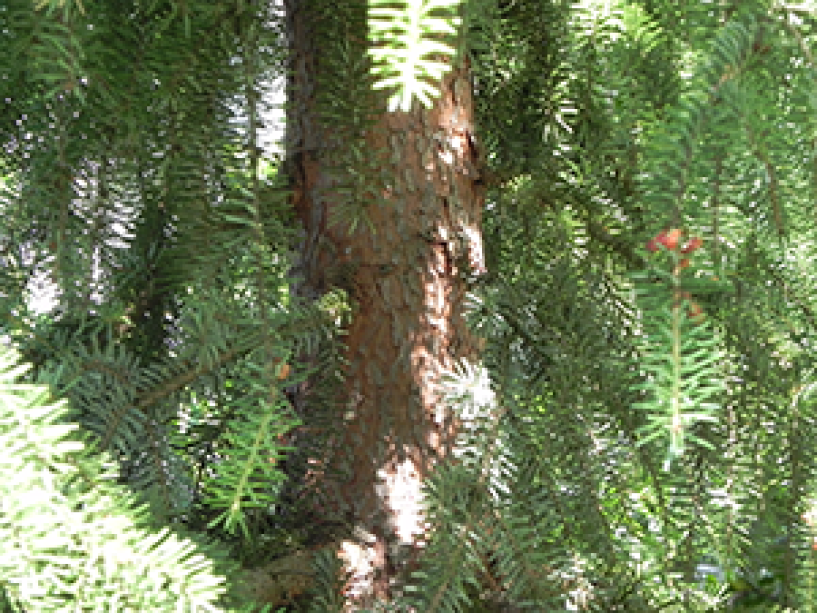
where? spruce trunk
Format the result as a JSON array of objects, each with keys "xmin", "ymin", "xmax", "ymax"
[{"xmin": 286, "ymin": 0, "xmax": 485, "ymax": 603}]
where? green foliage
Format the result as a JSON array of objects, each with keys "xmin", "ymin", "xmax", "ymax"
[
  {"xmin": 386, "ymin": 0, "xmax": 817, "ymax": 609},
  {"xmin": 305, "ymin": 549, "xmax": 346, "ymax": 613},
  {"xmin": 199, "ymin": 360, "xmax": 298, "ymax": 540},
  {"xmin": 6, "ymin": 0, "xmax": 817, "ymax": 610},
  {"xmin": 368, "ymin": 0, "xmax": 463, "ymax": 111},
  {"xmin": 1, "ymin": 1, "xmax": 338, "ymax": 607},
  {"xmin": 0, "ymin": 345, "xmax": 230, "ymax": 611},
  {"xmin": 631, "ymin": 248, "xmax": 723, "ymax": 466}
]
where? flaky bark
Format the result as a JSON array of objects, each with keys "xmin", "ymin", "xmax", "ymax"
[{"xmin": 286, "ymin": 0, "xmax": 485, "ymax": 603}]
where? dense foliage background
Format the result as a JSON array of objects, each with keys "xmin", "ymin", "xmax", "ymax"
[{"xmin": 4, "ymin": 0, "xmax": 817, "ymax": 610}]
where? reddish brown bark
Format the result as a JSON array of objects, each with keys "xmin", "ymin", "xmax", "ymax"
[{"xmin": 286, "ymin": 0, "xmax": 484, "ymax": 604}]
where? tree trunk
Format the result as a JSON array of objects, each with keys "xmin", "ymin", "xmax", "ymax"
[{"xmin": 286, "ymin": 0, "xmax": 485, "ymax": 604}]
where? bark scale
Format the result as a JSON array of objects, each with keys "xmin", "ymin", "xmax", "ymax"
[{"xmin": 286, "ymin": 0, "xmax": 485, "ymax": 603}]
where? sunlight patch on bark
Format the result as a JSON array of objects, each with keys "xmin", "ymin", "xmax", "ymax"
[{"xmin": 378, "ymin": 457, "xmax": 426, "ymax": 544}]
